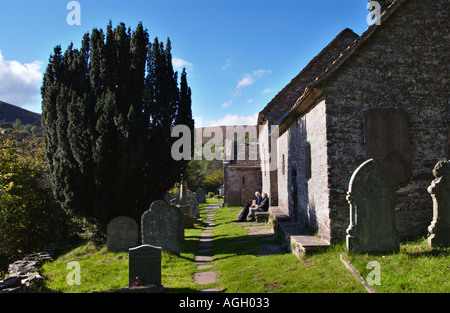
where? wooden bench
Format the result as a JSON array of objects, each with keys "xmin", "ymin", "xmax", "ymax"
[{"xmin": 255, "ymin": 212, "xmax": 270, "ymax": 223}]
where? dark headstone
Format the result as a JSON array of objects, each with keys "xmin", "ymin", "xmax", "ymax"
[
  {"xmin": 128, "ymin": 245, "xmax": 161, "ymax": 288},
  {"xmin": 196, "ymin": 189, "xmax": 207, "ymax": 203},
  {"xmin": 107, "ymin": 216, "xmax": 139, "ymax": 252},
  {"xmin": 346, "ymin": 159, "xmax": 400, "ymax": 253}
]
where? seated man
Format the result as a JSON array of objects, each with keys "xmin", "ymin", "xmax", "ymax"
[
  {"xmin": 237, "ymin": 191, "xmax": 262, "ymax": 222},
  {"xmin": 248, "ymin": 192, "xmax": 269, "ymax": 221}
]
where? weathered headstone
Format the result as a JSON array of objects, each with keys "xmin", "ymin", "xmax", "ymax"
[
  {"xmin": 427, "ymin": 160, "xmax": 450, "ymax": 247},
  {"xmin": 346, "ymin": 159, "xmax": 399, "ymax": 253},
  {"xmin": 107, "ymin": 216, "xmax": 139, "ymax": 252},
  {"xmin": 196, "ymin": 188, "xmax": 207, "ymax": 203},
  {"xmin": 129, "ymin": 245, "xmax": 162, "ymax": 288},
  {"xmin": 141, "ymin": 200, "xmax": 184, "ymax": 254}
]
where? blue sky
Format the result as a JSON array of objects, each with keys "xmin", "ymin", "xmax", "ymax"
[{"xmin": 0, "ymin": 0, "xmax": 370, "ymax": 126}]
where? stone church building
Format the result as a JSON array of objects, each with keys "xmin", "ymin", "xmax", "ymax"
[{"xmin": 257, "ymin": 0, "xmax": 449, "ymax": 244}]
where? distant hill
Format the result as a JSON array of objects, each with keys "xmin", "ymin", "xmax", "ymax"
[{"xmin": 0, "ymin": 101, "xmax": 41, "ymax": 127}]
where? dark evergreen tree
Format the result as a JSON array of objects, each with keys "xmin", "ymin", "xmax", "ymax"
[{"xmin": 41, "ymin": 22, "xmax": 193, "ymax": 236}]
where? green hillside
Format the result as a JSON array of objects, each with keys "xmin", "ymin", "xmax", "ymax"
[{"xmin": 0, "ymin": 101, "xmax": 41, "ymax": 127}]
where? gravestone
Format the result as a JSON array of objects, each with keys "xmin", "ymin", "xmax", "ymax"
[
  {"xmin": 346, "ymin": 159, "xmax": 399, "ymax": 253},
  {"xmin": 129, "ymin": 245, "xmax": 162, "ymax": 288},
  {"xmin": 427, "ymin": 160, "xmax": 450, "ymax": 247},
  {"xmin": 141, "ymin": 200, "xmax": 184, "ymax": 254},
  {"xmin": 106, "ymin": 216, "xmax": 139, "ymax": 252},
  {"xmin": 196, "ymin": 188, "xmax": 207, "ymax": 203}
]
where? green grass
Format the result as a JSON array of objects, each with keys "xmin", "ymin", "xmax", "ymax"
[
  {"xmin": 40, "ymin": 199, "xmax": 449, "ymax": 293},
  {"xmin": 348, "ymin": 238, "xmax": 450, "ymax": 293},
  {"xmin": 211, "ymin": 206, "xmax": 366, "ymax": 293}
]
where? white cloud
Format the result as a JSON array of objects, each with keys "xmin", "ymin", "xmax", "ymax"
[
  {"xmin": 221, "ymin": 59, "xmax": 232, "ymax": 70},
  {"xmin": 172, "ymin": 58, "xmax": 193, "ymax": 72},
  {"xmin": 222, "ymin": 69, "xmax": 271, "ymax": 109},
  {"xmin": 262, "ymin": 88, "xmax": 273, "ymax": 94},
  {"xmin": 236, "ymin": 74, "xmax": 255, "ymax": 89},
  {"xmin": 0, "ymin": 51, "xmax": 43, "ymax": 112},
  {"xmin": 205, "ymin": 112, "xmax": 258, "ymax": 127},
  {"xmin": 221, "ymin": 99, "xmax": 233, "ymax": 109},
  {"xmin": 236, "ymin": 69, "xmax": 271, "ymax": 91},
  {"xmin": 247, "ymin": 98, "xmax": 254, "ymax": 104}
]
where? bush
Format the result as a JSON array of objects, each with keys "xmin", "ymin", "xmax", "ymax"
[
  {"xmin": 207, "ymin": 192, "xmax": 215, "ymax": 198},
  {"xmin": 0, "ymin": 139, "xmax": 77, "ymax": 274}
]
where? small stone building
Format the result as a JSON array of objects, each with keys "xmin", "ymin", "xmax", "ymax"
[
  {"xmin": 258, "ymin": 0, "xmax": 449, "ymax": 243},
  {"xmin": 223, "ymin": 132, "xmax": 262, "ymax": 207}
]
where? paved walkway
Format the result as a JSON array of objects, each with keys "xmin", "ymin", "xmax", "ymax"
[
  {"xmin": 193, "ymin": 204, "xmax": 222, "ymax": 293},
  {"xmin": 192, "ymin": 204, "xmax": 287, "ymax": 292}
]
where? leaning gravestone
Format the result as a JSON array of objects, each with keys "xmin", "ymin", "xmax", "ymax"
[
  {"xmin": 107, "ymin": 216, "xmax": 139, "ymax": 252},
  {"xmin": 346, "ymin": 159, "xmax": 399, "ymax": 253},
  {"xmin": 141, "ymin": 200, "xmax": 184, "ymax": 254},
  {"xmin": 129, "ymin": 245, "xmax": 162, "ymax": 288},
  {"xmin": 427, "ymin": 160, "xmax": 450, "ymax": 247}
]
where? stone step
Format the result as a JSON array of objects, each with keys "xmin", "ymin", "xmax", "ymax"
[
  {"xmin": 269, "ymin": 208, "xmax": 330, "ymax": 259},
  {"xmin": 290, "ymin": 235, "xmax": 330, "ymax": 259}
]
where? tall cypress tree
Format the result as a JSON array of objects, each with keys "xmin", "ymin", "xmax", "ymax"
[{"xmin": 41, "ymin": 22, "xmax": 193, "ymax": 235}]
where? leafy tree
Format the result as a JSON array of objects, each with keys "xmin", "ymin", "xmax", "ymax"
[
  {"xmin": 0, "ymin": 139, "xmax": 74, "ymax": 273},
  {"xmin": 13, "ymin": 118, "xmax": 22, "ymax": 130},
  {"xmin": 185, "ymin": 160, "xmax": 205, "ymax": 191},
  {"xmin": 41, "ymin": 22, "xmax": 193, "ymax": 236},
  {"xmin": 203, "ymin": 169, "xmax": 224, "ymax": 193}
]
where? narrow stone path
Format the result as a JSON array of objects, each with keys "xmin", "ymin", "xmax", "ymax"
[{"xmin": 193, "ymin": 203, "xmax": 222, "ymax": 293}]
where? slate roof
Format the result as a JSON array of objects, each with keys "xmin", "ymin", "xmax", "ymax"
[{"xmin": 275, "ymin": 0, "xmax": 407, "ymax": 134}]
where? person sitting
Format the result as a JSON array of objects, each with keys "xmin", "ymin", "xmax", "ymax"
[
  {"xmin": 248, "ymin": 192, "xmax": 269, "ymax": 221},
  {"xmin": 237, "ymin": 192, "xmax": 262, "ymax": 222}
]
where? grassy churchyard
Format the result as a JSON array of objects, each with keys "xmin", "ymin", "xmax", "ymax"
[{"xmin": 40, "ymin": 198, "xmax": 449, "ymax": 293}]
